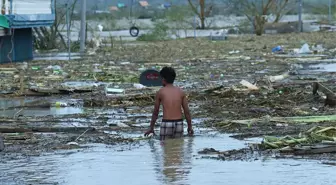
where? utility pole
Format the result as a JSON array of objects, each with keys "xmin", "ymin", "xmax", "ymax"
[
  {"xmin": 80, "ymin": 0, "xmax": 86, "ymax": 53},
  {"xmin": 129, "ymin": 0, "xmax": 133, "ymax": 20},
  {"xmin": 66, "ymin": 3, "xmax": 71, "ymax": 60},
  {"xmin": 298, "ymin": 0, "xmax": 303, "ymax": 33},
  {"xmin": 328, "ymin": 0, "xmax": 332, "ymax": 24}
]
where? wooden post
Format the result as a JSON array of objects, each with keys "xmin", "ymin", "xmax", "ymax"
[
  {"xmin": 19, "ymin": 70, "xmax": 24, "ymax": 94},
  {"xmin": 0, "ymin": 135, "xmax": 4, "ymax": 151}
]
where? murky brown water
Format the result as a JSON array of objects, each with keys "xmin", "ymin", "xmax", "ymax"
[
  {"xmin": 0, "ymin": 98, "xmax": 84, "ymax": 117},
  {"xmin": 0, "ymin": 97, "xmax": 335, "ymax": 185},
  {"xmin": 0, "ymin": 130, "xmax": 335, "ymax": 185}
]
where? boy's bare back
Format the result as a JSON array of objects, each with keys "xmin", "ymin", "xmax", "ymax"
[{"xmin": 158, "ymin": 85, "xmax": 186, "ymax": 120}]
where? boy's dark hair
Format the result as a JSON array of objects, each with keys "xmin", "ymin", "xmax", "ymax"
[{"xmin": 160, "ymin": 67, "xmax": 176, "ymax": 84}]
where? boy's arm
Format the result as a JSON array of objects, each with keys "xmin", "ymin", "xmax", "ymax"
[
  {"xmin": 149, "ymin": 90, "xmax": 161, "ymax": 131},
  {"xmin": 182, "ymin": 92, "xmax": 192, "ymax": 131}
]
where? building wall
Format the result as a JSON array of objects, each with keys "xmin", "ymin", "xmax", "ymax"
[
  {"xmin": 12, "ymin": 0, "xmax": 52, "ymax": 14},
  {"xmin": 0, "ymin": 28, "xmax": 33, "ymax": 63},
  {"xmin": 1, "ymin": 0, "xmax": 55, "ymax": 28}
]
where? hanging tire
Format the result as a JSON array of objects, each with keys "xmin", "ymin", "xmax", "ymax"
[{"xmin": 129, "ymin": 26, "xmax": 139, "ymax": 37}]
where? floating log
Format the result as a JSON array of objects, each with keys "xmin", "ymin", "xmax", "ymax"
[{"xmin": 293, "ymin": 145, "xmax": 336, "ymax": 155}]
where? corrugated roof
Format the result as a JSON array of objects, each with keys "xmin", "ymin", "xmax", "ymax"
[
  {"xmin": 117, "ymin": 3, "xmax": 125, "ymax": 8},
  {"xmin": 139, "ymin": 1, "xmax": 149, "ymax": 7},
  {"xmin": 110, "ymin": 6, "xmax": 119, "ymax": 11}
]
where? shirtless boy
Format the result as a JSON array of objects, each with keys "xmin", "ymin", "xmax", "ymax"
[{"xmin": 144, "ymin": 67, "xmax": 193, "ymax": 140}]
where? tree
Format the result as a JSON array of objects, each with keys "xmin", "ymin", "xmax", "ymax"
[
  {"xmin": 307, "ymin": 1, "xmax": 336, "ymax": 23},
  {"xmin": 231, "ymin": 0, "xmax": 294, "ymax": 36},
  {"xmin": 33, "ymin": 0, "xmax": 78, "ymax": 50},
  {"xmin": 166, "ymin": 6, "xmax": 194, "ymax": 37},
  {"xmin": 187, "ymin": 0, "xmax": 213, "ymax": 29}
]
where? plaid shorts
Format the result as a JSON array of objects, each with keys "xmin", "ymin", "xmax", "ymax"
[{"xmin": 160, "ymin": 119, "xmax": 184, "ymax": 140}]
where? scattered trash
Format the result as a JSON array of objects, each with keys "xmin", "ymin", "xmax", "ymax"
[
  {"xmin": 117, "ymin": 123, "xmax": 130, "ymax": 128},
  {"xmin": 240, "ymin": 80, "xmax": 259, "ymax": 90},
  {"xmin": 105, "ymin": 84, "xmax": 125, "ymax": 96},
  {"xmin": 55, "ymin": 102, "xmax": 68, "ymax": 107},
  {"xmin": 31, "ymin": 66, "xmax": 40, "ymax": 70},
  {"xmin": 312, "ymin": 44, "xmax": 325, "ymax": 53},
  {"xmin": 120, "ymin": 62, "xmax": 131, "ymax": 65},
  {"xmin": 52, "ymin": 65, "xmax": 62, "ymax": 70},
  {"xmin": 209, "ymin": 29, "xmax": 228, "ymax": 41},
  {"xmin": 267, "ymin": 72, "xmax": 289, "ymax": 83},
  {"xmin": 66, "ymin": 141, "xmax": 79, "ymax": 146},
  {"xmin": 298, "ymin": 43, "xmax": 311, "ymax": 54},
  {"xmin": 139, "ymin": 69, "xmax": 162, "ymax": 87},
  {"xmin": 276, "ymin": 123, "xmax": 288, "ymax": 127},
  {"xmin": 229, "ymin": 50, "xmax": 240, "ymax": 54},
  {"xmin": 272, "ymin": 46, "xmax": 283, "ymax": 53},
  {"xmin": 133, "ymin": 83, "xmax": 146, "ymax": 89},
  {"xmin": 46, "ymin": 65, "xmax": 64, "ymax": 75},
  {"xmin": 260, "ymin": 126, "xmax": 336, "ymax": 155}
]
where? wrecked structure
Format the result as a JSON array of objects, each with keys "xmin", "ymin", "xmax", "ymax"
[{"xmin": 0, "ymin": 0, "xmax": 55, "ymax": 63}]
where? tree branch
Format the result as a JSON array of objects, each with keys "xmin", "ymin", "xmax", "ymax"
[{"xmin": 187, "ymin": 0, "xmax": 200, "ymax": 18}]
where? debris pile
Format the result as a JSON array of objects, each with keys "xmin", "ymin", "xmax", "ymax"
[{"xmin": 261, "ymin": 126, "xmax": 336, "ymax": 155}]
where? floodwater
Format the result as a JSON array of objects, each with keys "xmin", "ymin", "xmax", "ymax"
[
  {"xmin": 0, "ymin": 98, "xmax": 84, "ymax": 117},
  {"xmin": 0, "ymin": 129, "xmax": 335, "ymax": 185},
  {"xmin": 306, "ymin": 63, "xmax": 336, "ymax": 72},
  {"xmin": 0, "ymin": 97, "xmax": 335, "ymax": 185},
  {"xmin": 294, "ymin": 62, "xmax": 336, "ymax": 75},
  {"xmin": 34, "ymin": 52, "xmax": 82, "ymax": 61}
]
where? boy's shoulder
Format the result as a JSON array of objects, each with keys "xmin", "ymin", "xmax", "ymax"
[
  {"xmin": 159, "ymin": 86, "xmax": 184, "ymax": 91},
  {"xmin": 159, "ymin": 86, "xmax": 185, "ymax": 96}
]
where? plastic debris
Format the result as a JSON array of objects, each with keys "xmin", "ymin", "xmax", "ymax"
[
  {"xmin": 117, "ymin": 123, "xmax": 130, "ymax": 128},
  {"xmin": 240, "ymin": 80, "xmax": 259, "ymax": 90},
  {"xmin": 229, "ymin": 50, "xmax": 240, "ymax": 54},
  {"xmin": 311, "ymin": 44, "xmax": 324, "ymax": 53},
  {"xmin": 272, "ymin": 46, "xmax": 283, "ymax": 53},
  {"xmin": 55, "ymin": 102, "xmax": 68, "ymax": 107},
  {"xmin": 268, "ymin": 72, "xmax": 289, "ymax": 83},
  {"xmin": 298, "ymin": 43, "xmax": 311, "ymax": 54},
  {"xmin": 105, "ymin": 84, "xmax": 125, "ymax": 96},
  {"xmin": 66, "ymin": 142, "xmax": 79, "ymax": 146},
  {"xmin": 133, "ymin": 83, "xmax": 146, "ymax": 89}
]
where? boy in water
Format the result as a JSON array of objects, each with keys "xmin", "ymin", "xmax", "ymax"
[{"xmin": 144, "ymin": 67, "xmax": 193, "ymax": 140}]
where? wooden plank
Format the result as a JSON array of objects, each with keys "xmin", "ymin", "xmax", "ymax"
[{"xmin": 293, "ymin": 145, "xmax": 336, "ymax": 155}]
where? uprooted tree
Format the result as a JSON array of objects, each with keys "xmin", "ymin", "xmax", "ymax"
[
  {"xmin": 187, "ymin": 0, "xmax": 213, "ymax": 29},
  {"xmin": 231, "ymin": 0, "xmax": 294, "ymax": 35}
]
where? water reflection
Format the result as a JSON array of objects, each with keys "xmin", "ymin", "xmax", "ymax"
[
  {"xmin": 149, "ymin": 137, "xmax": 194, "ymax": 185},
  {"xmin": 1, "ymin": 132, "xmax": 336, "ymax": 185}
]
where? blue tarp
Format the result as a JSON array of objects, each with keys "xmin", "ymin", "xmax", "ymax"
[
  {"xmin": 0, "ymin": 15, "xmax": 9, "ymax": 28},
  {"xmin": 117, "ymin": 3, "xmax": 125, "ymax": 8},
  {"xmin": 163, "ymin": 2, "xmax": 171, "ymax": 8}
]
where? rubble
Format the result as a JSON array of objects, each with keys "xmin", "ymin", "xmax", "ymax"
[{"xmin": 1, "ymin": 32, "xmax": 336, "ymax": 161}]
